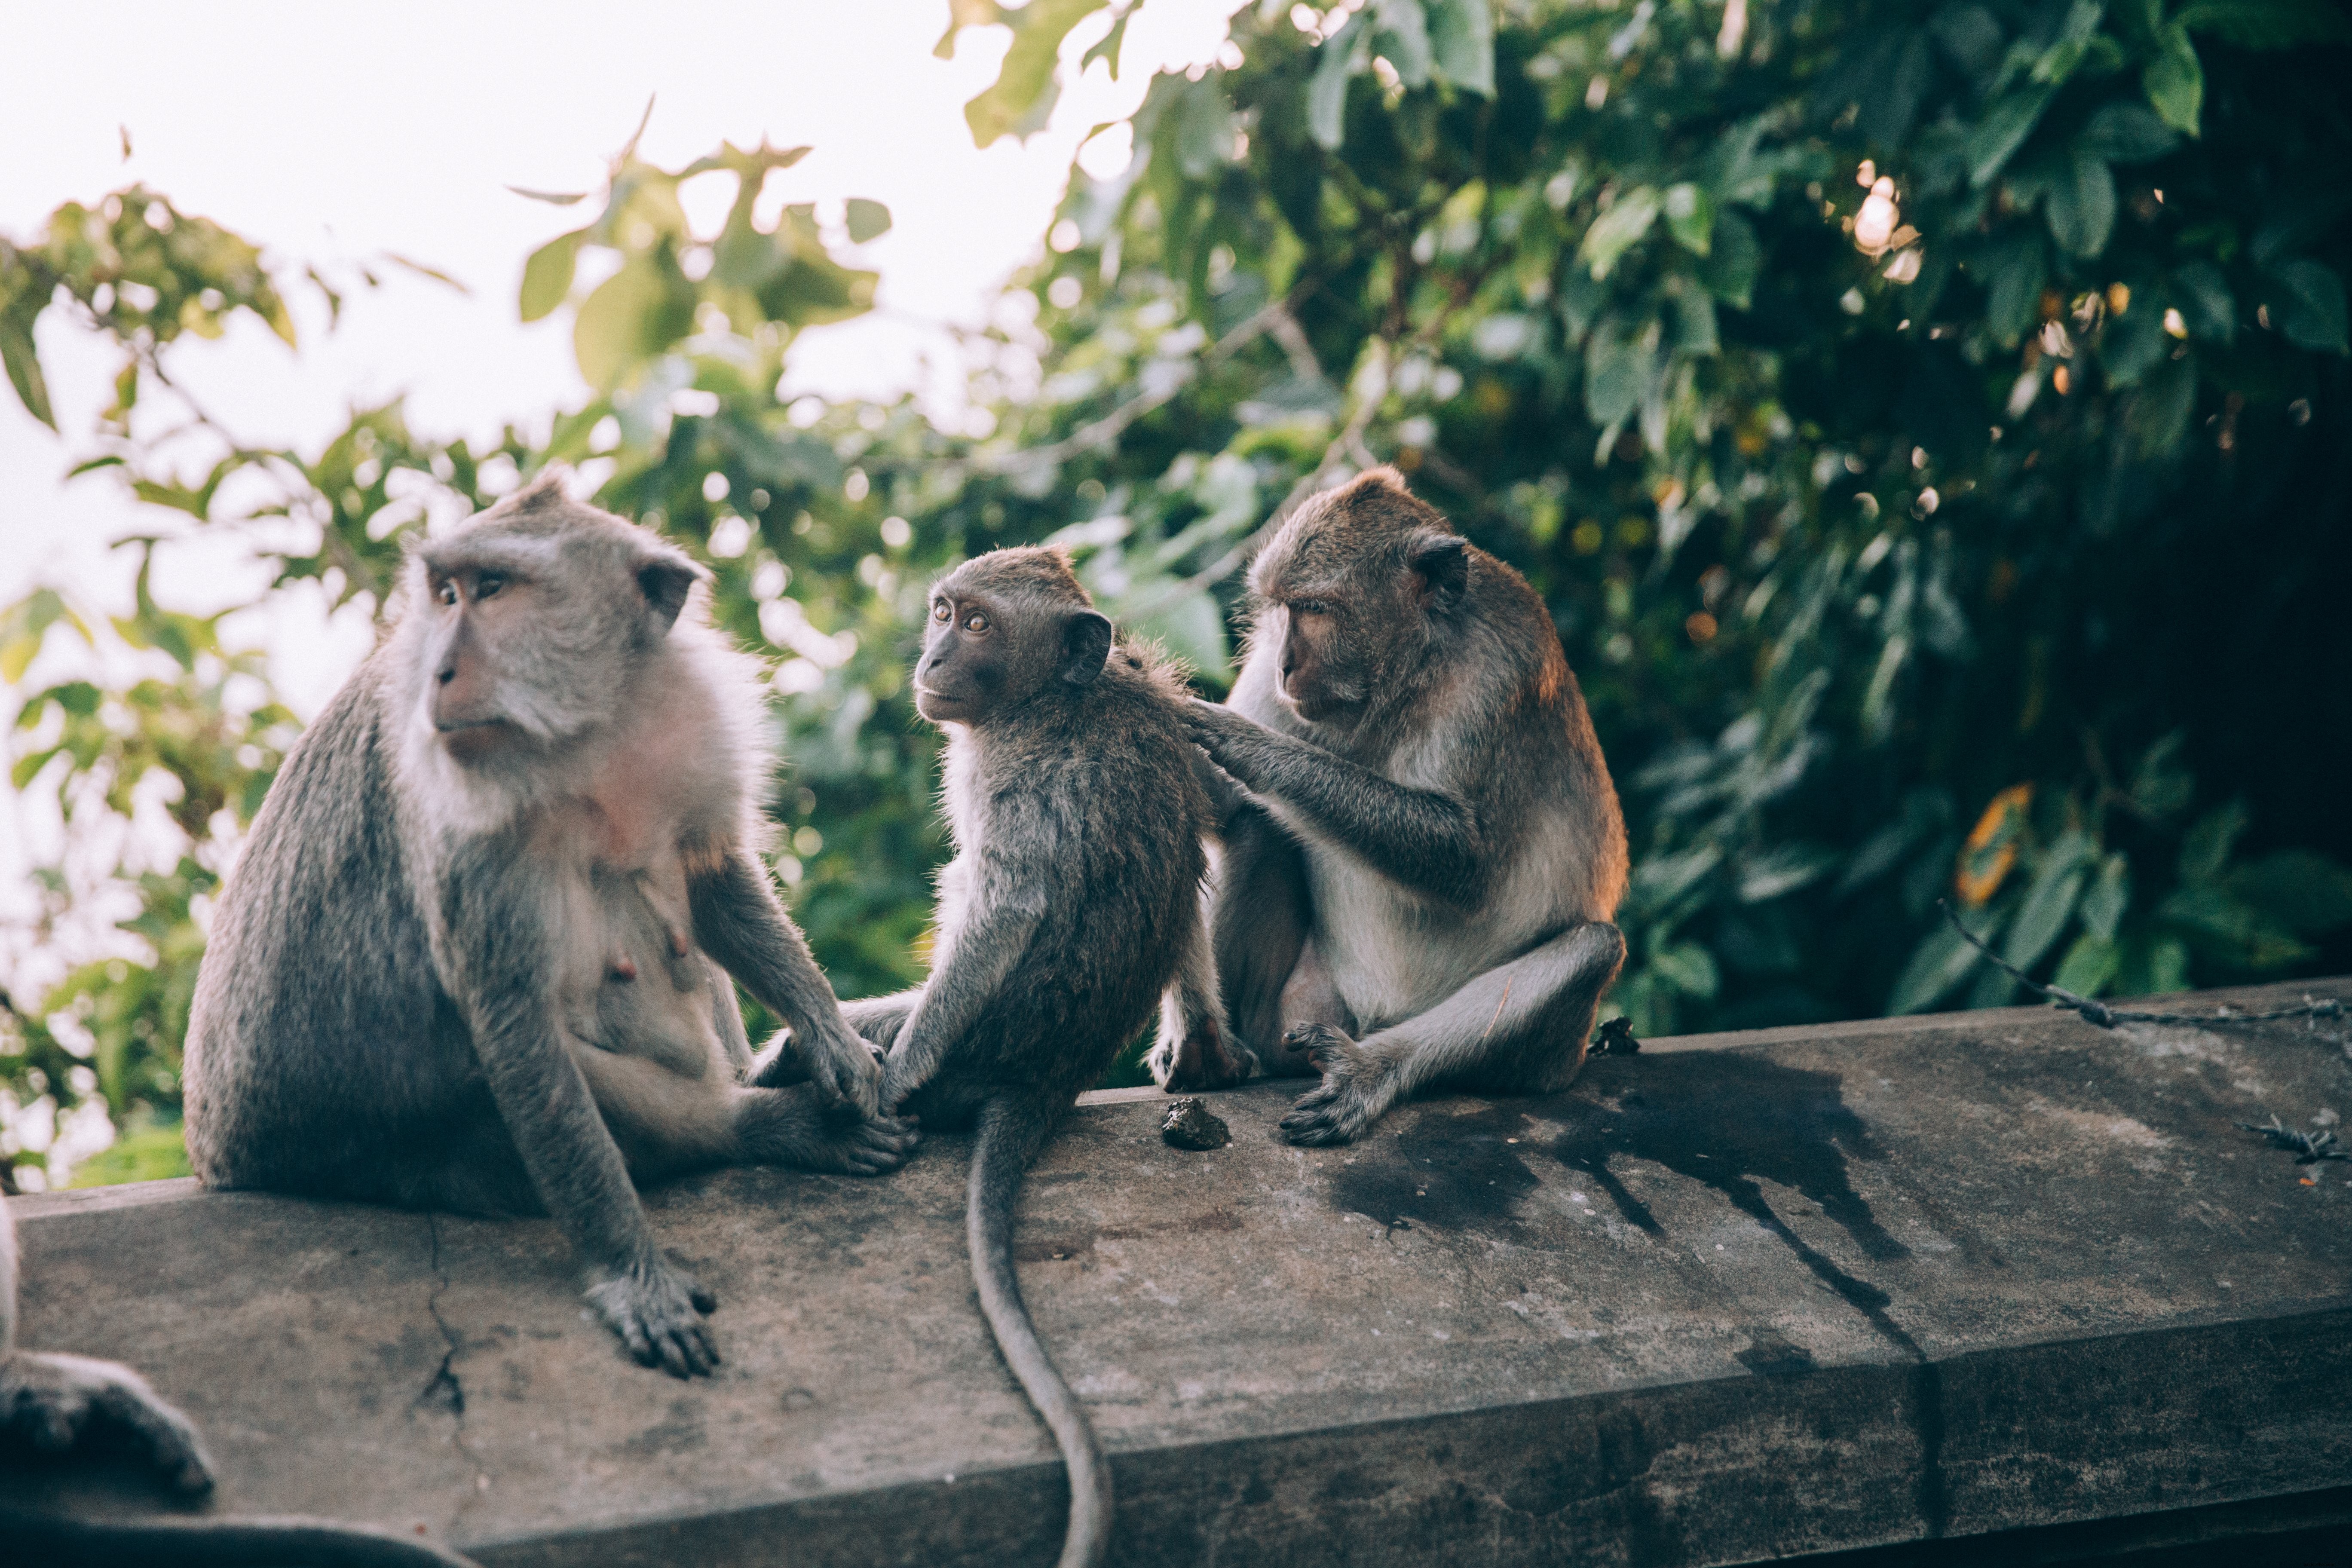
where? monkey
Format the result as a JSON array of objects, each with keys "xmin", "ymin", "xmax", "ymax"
[
  {"xmin": 840, "ymin": 546, "xmax": 1218, "ymax": 1568},
  {"xmin": 0, "ymin": 1196, "xmax": 481, "ymax": 1566},
  {"xmin": 184, "ymin": 472, "xmax": 915, "ymax": 1380},
  {"xmin": 1177, "ymin": 466, "xmax": 1630, "ymax": 1146}
]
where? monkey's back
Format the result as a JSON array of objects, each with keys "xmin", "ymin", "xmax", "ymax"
[
  {"xmin": 938, "ymin": 649, "xmax": 1210, "ymax": 1095},
  {"xmin": 184, "ymin": 653, "xmax": 502, "ymax": 1203}
]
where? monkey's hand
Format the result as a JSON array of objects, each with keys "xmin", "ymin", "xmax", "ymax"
[
  {"xmin": 799, "ymin": 1013, "xmax": 884, "ymax": 1121},
  {"xmin": 586, "ymin": 1258, "xmax": 720, "ymax": 1379},
  {"xmin": 1183, "ymin": 699, "xmax": 1283, "ymax": 792},
  {"xmin": 0, "ymin": 1351, "xmax": 215, "ymax": 1494},
  {"xmin": 1276, "ymin": 1024, "xmax": 1399, "ymax": 1147}
]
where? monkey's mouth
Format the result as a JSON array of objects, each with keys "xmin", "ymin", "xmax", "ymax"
[
  {"xmin": 437, "ymin": 719, "xmax": 518, "ymax": 759},
  {"xmin": 912, "ymin": 685, "xmax": 971, "ymax": 722}
]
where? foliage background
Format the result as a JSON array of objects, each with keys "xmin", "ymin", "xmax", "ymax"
[{"xmin": 5, "ymin": 0, "xmax": 2350, "ymax": 1189}]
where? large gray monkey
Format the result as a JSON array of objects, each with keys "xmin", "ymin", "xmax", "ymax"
[
  {"xmin": 1175, "ymin": 467, "xmax": 1630, "ymax": 1145},
  {"xmin": 1, "ymin": 1197, "xmax": 479, "ymax": 1565},
  {"xmin": 184, "ymin": 473, "xmax": 913, "ymax": 1380},
  {"xmin": 841, "ymin": 547, "xmax": 1221, "ymax": 1568}
]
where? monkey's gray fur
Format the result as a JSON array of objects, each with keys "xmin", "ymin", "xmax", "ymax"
[
  {"xmin": 847, "ymin": 545, "xmax": 1216, "ymax": 1568},
  {"xmin": 184, "ymin": 472, "xmax": 912, "ymax": 1379},
  {"xmin": 1, "ymin": 1198, "xmax": 481, "ymax": 1565},
  {"xmin": 1182, "ymin": 467, "xmax": 1629, "ymax": 1145}
]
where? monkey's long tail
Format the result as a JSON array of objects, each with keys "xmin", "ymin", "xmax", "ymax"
[
  {"xmin": 969, "ymin": 1094, "xmax": 1111, "ymax": 1568},
  {"xmin": 0, "ymin": 1505, "xmax": 482, "ymax": 1567}
]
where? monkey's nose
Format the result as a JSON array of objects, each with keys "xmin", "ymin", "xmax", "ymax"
[
  {"xmin": 609, "ymin": 956, "xmax": 637, "ymax": 983},
  {"xmin": 437, "ymin": 665, "xmax": 456, "ymax": 686}
]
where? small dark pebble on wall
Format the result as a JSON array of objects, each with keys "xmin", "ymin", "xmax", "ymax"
[{"xmin": 1161, "ymin": 1098, "xmax": 1231, "ymax": 1150}]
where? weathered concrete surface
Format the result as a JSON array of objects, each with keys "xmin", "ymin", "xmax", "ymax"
[{"xmin": 6, "ymin": 978, "xmax": 2352, "ymax": 1566}]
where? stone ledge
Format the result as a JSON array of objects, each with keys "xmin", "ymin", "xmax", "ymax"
[{"xmin": 8, "ymin": 978, "xmax": 2351, "ymax": 1565}]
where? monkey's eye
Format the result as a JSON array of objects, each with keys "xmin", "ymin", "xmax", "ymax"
[
  {"xmin": 933, "ymin": 600, "xmax": 951, "ymax": 623},
  {"xmin": 964, "ymin": 611, "xmax": 989, "ymax": 633},
  {"xmin": 436, "ymin": 581, "xmax": 458, "ymax": 607},
  {"xmin": 1292, "ymin": 599, "xmax": 1329, "ymax": 617},
  {"xmin": 475, "ymin": 573, "xmax": 506, "ymax": 600}
]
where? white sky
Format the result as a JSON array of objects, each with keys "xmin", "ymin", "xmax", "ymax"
[
  {"xmin": 0, "ymin": 0, "xmax": 1245, "ymax": 1014},
  {"xmin": 0, "ymin": 0, "xmax": 1243, "ymax": 691}
]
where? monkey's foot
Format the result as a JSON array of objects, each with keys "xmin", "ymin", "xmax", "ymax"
[
  {"xmin": 1276, "ymin": 1024, "xmax": 1396, "ymax": 1147},
  {"xmin": 587, "ymin": 1259, "xmax": 720, "ymax": 1379},
  {"xmin": 0, "ymin": 1352, "xmax": 215, "ymax": 1494},
  {"xmin": 1153, "ymin": 1028, "xmax": 1252, "ymax": 1093},
  {"xmin": 742, "ymin": 1083, "xmax": 920, "ymax": 1175},
  {"xmin": 799, "ymin": 1115, "xmax": 922, "ymax": 1176}
]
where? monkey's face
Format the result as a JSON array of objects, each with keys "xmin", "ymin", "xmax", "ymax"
[
  {"xmin": 915, "ymin": 565, "xmax": 1113, "ymax": 727},
  {"xmin": 1266, "ymin": 589, "xmax": 1366, "ymax": 724},
  {"xmin": 914, "ymin": 587, "xmax": 1011, "ymax": 725},
  {"xmin": 415, "ymin": 524, "xmax": 701, "ymax": 763}
]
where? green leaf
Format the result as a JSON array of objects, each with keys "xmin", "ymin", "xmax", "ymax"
[
  {"xmin": 1981, "ymin": 233, "xmax": 2049, "ymax": 346},
  {"xmin": 1700, "ymin": 210, "xmax": 1761, "ymax": 309},
  {"xmin": 2126, "ymin": 355, "xmax": 2198, "ymax": 457},
  {"xmin": 2046, "ymin": 149, "xmax": 2116, "ymax": 257},
  {"xmin": 1579, "ymin": 186, "xmax": 1662, "ymax": 280},
  {"xmin": 2223, "ymin": 850, "xmax": 2352, "ymax": 937},
  {"xmin": 1308, "ymin": 15, "xmax": 1368, "ymax": 151},
  {"xmin": 2051, "ymin": 933, "xmax": 2121, "ymax": 996},
  {"xmin": 572, "ymin": 251, "xmax": 695, "ymax": 389},
  {"xmin": 2177, "ymin": 798, "xmax": 2249, "ymax": 886},
  {"xmin": 844, "ymin": 199, "xmax": 893, "ymax": 245},
  {"xmin": 2080, "ymin": 101, "xmax": 2180, "ymax": 164},
  {"xmin": 2005, "ymin": 830, "xmax": 2093, "ymax": 971},
  {"xmin": 519, "ymin": 229, "xmax": 583, "ymax": 323},
  {"xmin": 1650, "ymin": 941, "xmax": 1720, "ymax": 999},
  {"xmin": 2079, "ymin": 853, "xmax": 2132, "ymax": 941},
  {"xmin": 964, "ymin": 0, "xmax": 1106, "ymax": 147},
  {"xmin": 1663, "ymin": 183, "xmax": 1714, "ymax": 256},
  {"xmin": 0, "ymin": 309, "xmax": 55, "ymax": 429},
  {"xmin": 1080, "ymin": 5, "xmax": 1131, "ymax": 77},
  {"xmin": 1372, "ymin": 0, "xmax": 1434, "ymax": 88},
  {"xmin": 2157, "ymin": 885, "xmax": 2313, "ymax": 970},
  {"xmin": 2264, "ymin": 258, "xmax": 2348, "ymax": 354},
  {"xmin": 1968, "ymin": 85, "xmax": 2058, "ymax": 187},
  {"xmin": 1174, "ymin": 75, "xmax": 1236, "ymax": 179},
  {"xmin": 1890, "ymin": 905, "xmax": 2002, "ymax": 1014},
  {"xmin": 2129, "ymin": 737, "xmax": 2194, "ymax": 824},
  {"xmin": 1426, "ymin": 0, "xmax": 1496, "ymax": 94},
  {"xmin": 2175, "ymin": 0, "xmax": 2352, "ymax": 49},
  {"xmin": 2171, "ymin": 261, "xmax": 2236, "ymax": 340},
  {"xmin": 2143, "ymin": 23, "xmax": 2203, "ymax": 136},
  {"xmin": 1583, "ymin": 315, "xmax": 1658, "ymax": 428},
  {"xmin": 2099, "ymin": 294, "xmax": 2170, "ymax": 385}
]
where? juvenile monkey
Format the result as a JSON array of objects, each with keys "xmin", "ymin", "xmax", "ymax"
[
  {"xmin": 1182, "ymin": 467, "xmax": 1629, "ymax": 1145},
  {"xmin": 1, "ymin": 1198, "xmax": 479, "ymax": 1565},
  {"xmin": 185, "ymin": 473, "xmax": 912, "ymax": 1379},
  {"xmin": 844, "ymin": 547, "xmax": 1216, "ymax": 1568}
]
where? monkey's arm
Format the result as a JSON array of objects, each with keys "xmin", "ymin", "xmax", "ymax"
[
  {"xmin": 878, "ymin": 849, "xmax": 1049, "ymax": 1115},
  {"xmin": 1187, "ymin": 700, "xmax": 1486, "ymax": 904},
  {"xmin": 442, "ymin": 868, "xmax": 718, "ymax": 1377},
  {"xmin": 689, "ymin": 848, "xmax": 881, "ymax": 1118}
]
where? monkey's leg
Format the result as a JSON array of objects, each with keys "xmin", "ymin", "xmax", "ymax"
[
  {"xmin": 1209, "ymin": 805, "xmax": 1312, "ymax": 1062},
  {"xmin": 1262, "ymin": 934, "xmax": 1356, "ymax": 1079},
  {"xmin": 840, "ymin": 990, "xmax": 922, "ymax": 1049},
  {"xmin": 1150, "ymin": 911, "xmax": 1251, "ymax": 1093},
  {"xmin": 1277, "ymin": 922, "xmax": 1626, "ymax": 1147},
  {"xmin": 734, "ymin": 1084, "xmax": 919, "ymax": 1176}
]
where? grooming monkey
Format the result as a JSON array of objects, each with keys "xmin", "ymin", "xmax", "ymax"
[
  {"xmin": 1179, "ymin": 467, "xmax": 1629, "ymax": 1145},
  {"xmin": 839, "ymin": 547, "xmax": 1216, "ymax": 1568},
  {"xmin": 1, "ymin": 1198, "xmax": 480, "ymax": 1565},
  {"xmin": 185, "ymin": 474, "xmax": 912, "ymax": 1379}
]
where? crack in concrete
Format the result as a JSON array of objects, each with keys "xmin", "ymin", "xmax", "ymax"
[{"xmin": 418, "ymin": 1212, "xmax": 491, "ymax": 1528}]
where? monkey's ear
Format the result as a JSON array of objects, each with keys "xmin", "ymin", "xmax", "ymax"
[
  {"xmin": 1059, "ymin": 609, "xmax": 1114, "ymax": 687},
  {"xmin": 636, "ymin": 552, "xmax": 708, "ymax": 630},
  {"xmin": 1409, "ymin": 533, "xmax": 1468, "ymax": 609}
]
